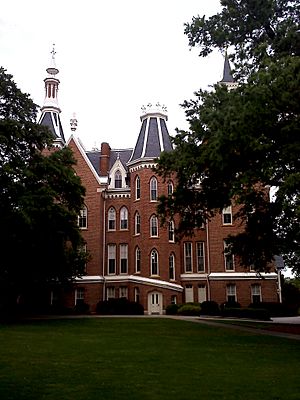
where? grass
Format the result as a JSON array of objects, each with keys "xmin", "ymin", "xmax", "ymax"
[{"xmin": 0, "ymin": 317, "xmax": 299, "ymax": 400}]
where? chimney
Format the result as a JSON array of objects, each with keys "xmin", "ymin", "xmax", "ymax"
[{"xmin": 99, "ymin": 142, "xmax": 111, "ymax": 176}]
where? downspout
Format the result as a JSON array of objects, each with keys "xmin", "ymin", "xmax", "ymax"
[
  {"xmin": 206, "ymin": 220, "xmax": 211, "ymax": 301},
  {"xmin": 102, "ymin": 190, "xmax": 106, "ymax": 300}
]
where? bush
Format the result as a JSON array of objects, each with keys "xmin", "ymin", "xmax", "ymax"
[
  {"xmin": 249, "ymin": 302, "xmax": 296, "ymax": 317},
  {"xmin": 177, "ymin": 303, "xmax": 201, "ymax": 316},
  {"xmin": 73, "ymin": 302, "xmax": 90, "ymax": 314},
  {"xmin": 221, "ymin": 307, "xmax": 271, "ymax": 320},
  {"xmin": 165, "ymin": 304, "xmax": 180, "ymax": 315},
  {"xmin": 96, "ymin": 298, "xmax": 144, "ymax": 315},
  {"xmin": 200, "ymin": 301, "xmax": 220, "ymax": 316},
  {"xmin": 220, "ymin": 301, "xmax": 241, "ymax": 311}
]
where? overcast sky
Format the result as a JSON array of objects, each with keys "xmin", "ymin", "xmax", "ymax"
[{"xmin": 1, "ymin": 0, "xmax": 223, "ymax": 150}]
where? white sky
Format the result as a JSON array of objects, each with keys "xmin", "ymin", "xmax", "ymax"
[{"xmin": 1, "ymin": 0, "xmax": 223, "ymax": 150}]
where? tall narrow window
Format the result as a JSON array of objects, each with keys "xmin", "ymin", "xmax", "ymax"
[
  {"xmin": 184, "ymin": 242, "xmax": 192, "ymax": 272},
  {"xmin": 150, "ymin": 215, "xmax": 158, "ymax": 237},
  {"xmin": 115, "ymin": 170, "xmax": 122, "ymax": 188},
  {"xmin": 222, "ymin": 206, "xmax": 232, "ymax": 225},
  {"xmin": 120, "ymin": 207, "xmax": 128, "ymax": 230},
  {"xmin": 196, "ymin": 242, "xmax": 205, "ymax": 272},
  {"xmin": 151, "ymin": 249, "xmax": 159, "ymax": 276},
  {"xmin": 120, "ymin": 286, "xmax": 128, "ymax": 298},
  {"xmin": 108, "ymin": 244, "xmax": 116, "ymax": 274},
  {"xmin": 169, "ymin": 253, "xmax": 175, "ymax": 280},
  {"xmin": 75, "ymin": 288, "xmax": 85, "ymax": 305},
  {"xmin": 108, "ymin": 207, "xmax": 116, "ymax": 230},
  {"xmin": 134, "ymin": 287, "xmax": 140, "ymax": 303},
  {"xmin": 150, "ymin": 177, "xmax": 158, "ymax": 201},
  {"xmin": 135, "ymin": 247, "xmax": 141, "ymax": 273},
  {"xmin": 120, "ymin": 244, "xmax": 128, "ymax": 274},
  {"xmin": 226, "ymin": 284, "xmax": 236, "ymax": 303},
  {"xmin": 168, "ymin": 220, "xmax": 175, "ymax": 242},
  {"xmin": 78, "ymin": 206, "xmax": 87, "ymax": 229},
  {"xmin": 135, "ymin": 212, "xmax": 141, "ymax": 235},
  {"xmin": 135, "ymin": 176, "xmax": 140, "ymax": 200},
  {"xmin": 224, "ymin": 241, "xmax": 234, "ymax": 271},
  {"xmin": 251, "ymin": 284, "xmax": 262, "ymax": 304},
  {"xmin": 167, "ymin": 181, "xmax": 173, "ymax": 196}
]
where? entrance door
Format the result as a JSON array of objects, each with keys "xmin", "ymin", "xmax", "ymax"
[
  {"xmin": 148, "ymin": 292, "xmax": 162, "ymax": 315},
  {"xmin": 198, "ymin": 285, "xmax": 207, "ymax": 303}
]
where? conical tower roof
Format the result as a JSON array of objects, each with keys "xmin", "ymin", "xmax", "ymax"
[{"xmin": 128, "ymin": 103, "xmax": 173, "ymax": 166}]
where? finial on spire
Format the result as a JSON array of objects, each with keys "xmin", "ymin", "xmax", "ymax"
[
  {"xmin": 46, "ymin": 43, "xmax": 59, "ymax": 76},
  {"xmin": 51, "ymin": 43, "xmax": 56, "ymax": 59}
]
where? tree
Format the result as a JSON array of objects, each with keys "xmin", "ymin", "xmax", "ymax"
[
  {"xmin": 0, "ymin": 67, "xmax": 88, "ymax": 311},
  {"xmin": 156, "ymin": 0, "xmax": 300, "ymax": 275}
]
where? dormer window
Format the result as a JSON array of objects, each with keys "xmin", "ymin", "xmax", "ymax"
[{"xmin": 115, "ymin": 170, "xmax": 122, "ymax": 188}]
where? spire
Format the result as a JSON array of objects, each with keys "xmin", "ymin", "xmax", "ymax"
[
  {"xmin": 38, "ymin": 44, "xmax": 65, "ymax": 147},
  {"xmin": 128, "ymin": 103, "xmax": 173, "ymax": 166},
  {"xmin": 219, "ymin": 52, "xmax": 238, "ymax": 90}
]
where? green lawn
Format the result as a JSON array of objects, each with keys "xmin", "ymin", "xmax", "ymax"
[{"xmin": 0, "ymin": 317, "xmax": 299, "ymax": 400}]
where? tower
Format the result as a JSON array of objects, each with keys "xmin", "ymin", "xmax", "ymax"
[
  {"xmin": 38, "ymin": 45, "xmax": 65, "ymax": 147},
  {"xmin": 219, "ymin": 52, "xmax": 238, "ymax": 90}
]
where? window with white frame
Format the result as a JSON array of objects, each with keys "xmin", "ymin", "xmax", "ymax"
[
  {"xmin": 151, "ymin": 249, "xmax": 159, "ymax": 276},
  {"xmin": 184, "ymin": 242, "xmax": 193, "ymax": 272},
  {"xmin": 224, "ymin": 241, "xmax": 234, "ymax": 271},
  {"xmin": 107, "ymin": 287, "xmax": 115, "ymax": 300},
  {"xmin": 169, "ymin": 253, "xmax": 175, "ymax": 280},
  {"xmin": 108, "ymin": 207, "xmax": 116, "ymax": 230},
  {"xmin": 251, "ymin": 284, "xmax": 262, "ymax": 304},
  {"xmin": 167, "ymin": 181, "xmax": 174, "ymax": 196},
  {"xmin": 120, "ymin": 244, "xmax": 128, "ymax": 274},
  {"xmin": 115, "ymin": 170, "xmax": 122, "ymax": 188},
  {"xmin": 75, "ymin": 287, "xmax": 85, "ymax": 305},
  {"xmin": 168, "ymin": 220, "xmax": 175, "ymax": 242},
  {"xmin": 135, "ymin": 176, "xmax": 141, "ymax": 200},
  {"xmin": 108, "ymin": 244, "xmax": 116, "ymax": 274},
  {"xmin": 171, "ymin": 295, "xmax": 177, "ymax": 305},
  {"xmin": 226, "ymin": 284, "xmax": 237, "ymax": 303},
  {"xmin": 150, "ymin": 215, "xmax": 158, "ymax": 237},
  {"xmin": 135, "ymin": 212, "xmax": 141, "ymax": 235},
  {"xmin": 119, "ymin": 286, "xmax": 128, "ymax": 298},
  {"xmin": 135, "ymin": 247, "xmax": 141, "ymax": 273},
  {"xmin": 78, "ymin": 206, "xmax": 87, "ymax": 229},
  {"xmin": 222, "ymin": 206, "xmax": 232, "ymax": 225},
  {"xmin": 134, "ymin": 287, "xmax": 140, "ymax": 303},
  {"xmin": 150, "ymin": 177, "xmax": 158, "ymax": 201},
  {"xmin": 120, "ymin": 207, "xmax": 128, "ymax": 230},
  {"xmin": 196, "ymin": 242, "xmax": 205, "ymax": 273},
  {"xmin": 79, "ymin": 244, "xmax": 87, "ymax": 274}
]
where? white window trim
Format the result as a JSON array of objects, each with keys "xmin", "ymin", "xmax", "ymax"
[
  {"xmin": 222, "ymin": 205, "xmax": 232, "ymax": 225},
  {"xmin": 184, "ymin": 242, "xmax": 193, "ymax": 273},
  {"xmin": 196, "ymin": 241, "xmax": 205, "ymax": 273}
]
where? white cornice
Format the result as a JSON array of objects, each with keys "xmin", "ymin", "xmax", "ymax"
[
  {"xmin": 104, "ymin": 274, "xmax": 183, "ymax": 291},
  {"xmin": 208, "ymin": 272, "xmax": 278, "ymax": 280}
]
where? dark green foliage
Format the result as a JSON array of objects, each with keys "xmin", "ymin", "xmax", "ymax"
[
  {"xmin": 282, "ymin": 278, "xmax": 300, "ymax": 314},
  {"xmin": 249, "ymin": 301, "xmax": 297, "ymax": 317},
  {"xmin": 96, "ymin": 298, "xmax": 144, "ymax": 315},
  {"xmin": 73, "ymin": 302, "xmax": 90, "ymax": 314},
  {"xmin": 156, "ymin": 1, "xmax": 300, "ymax": 274},
  {"xmin": 177, "ymin": 303, "xmax": 201, "ymax": 316},
  {"xmin": 0, "ymin": 68, "xmax": 88, "ymax": 312},
  {"xmin": 221, "ymin": 301, "xmax": 241, "ymax": 310},
  {"xmin": 165, "ymin": 303, "xmax": 180, "ymax": 315},
  {"xmin": 221, "ymin": 307, "xmax": 271, "ymax": 320},
  {"xmin": 200, "ymin": 300, "xmax": 220, "ymax": 315}
]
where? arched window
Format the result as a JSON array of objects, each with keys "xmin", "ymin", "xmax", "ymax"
[
  {"xmin": 168, "ymin": 220, "xmax": 175, "ymax": 242},
  {"xmin": 167, "ymin": 181, "xmax": 174, "ymax": 196},
  {"xmin": 108, "ymin": 207, "xmax": 116, "ymax": 230},
  {"xmin": 115, "ymin": 170, "xmax": 122, "ymax": 188},
  {"xmin": 135, "ymin": 247, "xmax": 141, "ymax": 273},
  {"xmin": 150, "ymin": 249, "xmax": 159, "ymax": 276},
  {"xmin": 150, "ymin": 177, "xmax": 157, "ymax": 201},
  {"xmin": 135, "ymin": 176, "xmax": 141, "ymax": 200},
  {"xmin": 150, "ymin": 215, "xmax": 158, "ymax": 237},
  {"xmin": 120, "ymin": 207, "xmax": 128, "ymax": 230},
  {"xmin": 169, "ymin": 253, "xmax": 175, "ymax": 280},
  {"xmin": 135, "ymin": 212, "xmax": 141, "ymax": 235},
  {"xmin": 78, "ymin": 205, "xmax": 87, "ymax": 229}
]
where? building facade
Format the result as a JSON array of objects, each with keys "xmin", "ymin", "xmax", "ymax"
[{"xmin": 40, "ymin": 50, "xmax": 279, "ymax": 314}]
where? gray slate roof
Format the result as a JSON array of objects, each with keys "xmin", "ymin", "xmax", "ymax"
[
  {"xmin": 39, "ymin": 111, "xmax": 65, "ymax": 142},
  {"xmin": 220, "ymin": 54, "xmax": 234, "ymax": 83}
]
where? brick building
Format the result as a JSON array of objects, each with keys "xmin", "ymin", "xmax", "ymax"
[{"xmin": 39, "ymin": 49, "xmax": 279, "ymax": 314}]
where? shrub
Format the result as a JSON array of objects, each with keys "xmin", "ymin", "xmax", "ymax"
[
  {"xmin": 221, "ymin": 307, "xmax": 271, "ymax": 320},
  {"xmin": 200, "ymin": 301, "xmax": 220, "ymax": 316},
  {"xmin": 220, "ymin": 301, "xmax": 241, "ymax": 311},
  {"xmin": 73, "ymin": 302, "xmax": 90, "ymax": 314},
  {"xmin": 249, "ymin": 302, "xmax": 296, "ymax": 317},
  {"xmin": 96, "ymin": 298, "xmax": 144, "ymax": 315},
  {"xmin": 165, "ymin": 304, "xmax": 180, "ymax": 315},
  {"xmin": 177, "ymin": 303, "xmax": 201, "ymax": 316}
]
